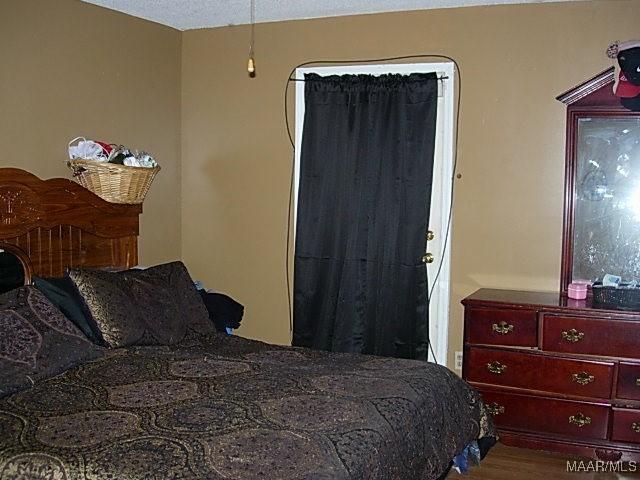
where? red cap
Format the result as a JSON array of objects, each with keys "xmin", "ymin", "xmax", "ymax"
[
  {"xmin": 615, "ymin": 71, "xmax": 640, "ymax": 98},
  {"xmin": 95, "ymin": 141, "xmax": 113, "ymax": 155}
]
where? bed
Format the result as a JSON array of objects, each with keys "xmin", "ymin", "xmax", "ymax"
[{"xmin": 0, "ymin": 168, "xmax": 495, "ymax": 480}]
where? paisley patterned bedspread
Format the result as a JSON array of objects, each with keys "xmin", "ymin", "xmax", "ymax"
[{"xmin": 0, "ymin": 332, "xmax": 494, "ymax": 480}]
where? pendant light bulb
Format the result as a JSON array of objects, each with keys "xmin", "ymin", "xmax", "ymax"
[{"xmin": 247, "ymin": 0, "xmax": 256, "ymax": 77}]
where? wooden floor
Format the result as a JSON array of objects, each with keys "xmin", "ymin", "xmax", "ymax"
[{"xmin": 447, "ymin": 443, "xmax": 640, "ymax": 479}]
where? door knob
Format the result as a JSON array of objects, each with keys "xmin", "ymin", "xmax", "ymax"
[
  {"xmin": 427, "ymin": 230, "xmax": 435, "ymax": 241},
  {"xmin": 422, "ymin": 253, "xmax": 434, "ymax": 264}
]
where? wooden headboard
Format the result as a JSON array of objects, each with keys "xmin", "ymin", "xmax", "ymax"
[{"xmin": 0, "ymin": 168, "xmax": 141, "ymax": 279}]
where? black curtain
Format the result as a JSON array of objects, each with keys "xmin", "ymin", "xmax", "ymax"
[{"xmin": 293, "ymin": 72, "xmax": 439, "ymax": 360}]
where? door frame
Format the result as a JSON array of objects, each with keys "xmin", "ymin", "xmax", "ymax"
[{"xmin": 293, "ymin": 62, "xmax": 455, "ymax": 366}]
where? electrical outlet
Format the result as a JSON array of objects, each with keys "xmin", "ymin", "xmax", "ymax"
[{"xmin": 455, "ymin": 351, "xmax": 463, "ymax": 370}]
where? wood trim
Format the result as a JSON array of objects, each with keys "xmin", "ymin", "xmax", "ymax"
[
  {"xmin": 559, "ymin": 107, "xmax": 576, "ymax": 295},
  {"xmin": 0, "ymin": 168, "xmax": 141, "ymax": 277},
  {"xmin": 556, "ymin": 68, "xmax": 615, "ymax": 106},
  {"xmin": 498, "ymin": 430, "xmax": 640, "ymax": 462},
  {"xmin": 477, "ymin": 382, "xmax": 613, "ymax": 407},
  {"xmin": 0, "ymin": 168, "xmax": 141, "ymax": 238},
  {"xmin": 463, "ymin": 292, "xmax": 640, "ymax": 320}
]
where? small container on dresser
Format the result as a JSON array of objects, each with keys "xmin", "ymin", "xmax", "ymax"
[{"xmin": 463, "ymin": 288, "xmax": 640, "ymax": 462}]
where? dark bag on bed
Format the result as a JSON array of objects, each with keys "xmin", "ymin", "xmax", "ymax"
[{"xmin": 198, "ymin": 290, "xmax": 244, "ymax": 331}]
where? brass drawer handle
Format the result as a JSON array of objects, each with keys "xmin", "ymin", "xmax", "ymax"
[
  {"xmin": 562, "ymin": 329, "xmax": 584, "ymax": 343},
  {"xmin": 492, "ymin": 321, "xmax": 514, "ymax": 335},
  {"xmin": 572, "ymin": 372, "xmax": 595, "ymax": 386},
  {"xmin": 568, "ymin": 413, "xmax": 592, "ymax": 428},
  {"xmin": 486, "ymin": 402, "xmax": 505, "ymax": 416},
  {"xmin": 486, "ymin": 361, "xmax": 507, "ymax": 375},
  {"xmin": 632, "ymin": 422, "xmax": 640, "ymax": 433},
  {"xmin": 635, "ymin": 378, "xmax": 640, "ymax": 387}
]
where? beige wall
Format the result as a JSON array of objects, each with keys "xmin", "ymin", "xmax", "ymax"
[
  {"xmin": 181, "ymin": 0, "xmax": 640, "ymax": 368},
  {"xmin": 0, "ymin": 0, "xmax": 182, "ymax": 265},
  {"xmin": 4, "ymin": 0, "xmax": 639, "ymax": 369}
]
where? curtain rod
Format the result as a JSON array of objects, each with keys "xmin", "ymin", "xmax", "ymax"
[{"xmin": 288, "ymin": 75, "xmax": 449, "ymax": 82}]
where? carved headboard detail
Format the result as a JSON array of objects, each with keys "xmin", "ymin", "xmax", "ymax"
[{"xmin": 0, "ymin": 168, "xmax": 141, "ymax": 279}]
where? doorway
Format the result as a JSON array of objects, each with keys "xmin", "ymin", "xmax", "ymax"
[{"xmin": 293, "ymin": 62, "xmax": 455, "ymax": 365}]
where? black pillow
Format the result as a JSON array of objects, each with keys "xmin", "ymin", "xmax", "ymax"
[{"xmin": 32, "ymin": 276, "xmax": 102, "ymax": 344}]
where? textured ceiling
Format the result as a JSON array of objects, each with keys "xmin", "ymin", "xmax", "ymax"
[{"xmin": 81, "ymin": 0, "xmax": 582, "ymax": 30}]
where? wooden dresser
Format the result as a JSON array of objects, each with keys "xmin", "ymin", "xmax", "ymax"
[{"xmin": 462, "ymin": 288, "xmax": 640, "ymax": 462}]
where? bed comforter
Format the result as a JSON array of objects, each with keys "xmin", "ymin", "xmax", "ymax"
[{"xmin": 0, "ymin": 333, "xmax": 494, "ymax": 480}]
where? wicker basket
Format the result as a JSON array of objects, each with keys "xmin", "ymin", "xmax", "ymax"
[{"xmin": 68, "ymin": 159, "xmax": 160, "ymax": 204}]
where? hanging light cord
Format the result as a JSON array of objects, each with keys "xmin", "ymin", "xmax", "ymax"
[
  {"xmin": 283, "ymin": 54, "xmax": 463, "ymax": 365},
  {"xmin": 247, "ymin": 0, "xmax": 256, "ymax": 75},
  {"xmin": 249, "ymin": 0, "xmax": 255, "ymax": 57}
]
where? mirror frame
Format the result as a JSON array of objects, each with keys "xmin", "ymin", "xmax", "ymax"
[
  {"xmin": 558, "ymin": 68, "xmax": 640, "ymax": 295},
  {"xmin": 0, "ymin": 243, "xmax": 33, "ymax": 286}
]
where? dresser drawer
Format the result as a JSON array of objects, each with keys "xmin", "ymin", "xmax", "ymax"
[
  {"xmin": 542, "ymin": 315, "xmax": 640, "ymax": 358},
  {"xmin": 466, "ymin": 308, "xmax": 537, "ymax": 347},
  {"xmin": 466, "ymin": 347, "xmax": 614, "ymax": 399},
  {"xmin": 478, "ymin": 389, "xmax": 610, "ymax": 440},
  {"xmin": 616, "ymin": 362, "xmax": 640, "ymax": 400},
  {"xmin": 611, "ymin": 408, "xmax": 640, "ymax": 443}
]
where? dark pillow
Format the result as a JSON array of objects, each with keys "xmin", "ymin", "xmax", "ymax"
[
  {"xmin": 32, "ymin": 276, "xmax": 102, "ymax": 344},
  {"xmin": 0, "ymin": 251, "xmax": 25, "ymax": 294},
  {"xmin": 68, "ymin": 261, "xmax": 214, "ymax": 348},
  {"xmin": 0, "ymin": 286, "xmax": 104, "ymax": 398}
]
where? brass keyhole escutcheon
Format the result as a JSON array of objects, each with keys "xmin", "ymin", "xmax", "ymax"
[{"xmin": 422, "ymin": 253, "xmax": 434, "ymax": 264}]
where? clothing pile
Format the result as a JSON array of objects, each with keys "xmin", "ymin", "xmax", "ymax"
[
  {"xmin": 68, "ymin": 137, "xmax": 158, "ymax": 168},
  {"xmin": 195, "ymin": 282, "xmax": 244, "ymax": 333}
]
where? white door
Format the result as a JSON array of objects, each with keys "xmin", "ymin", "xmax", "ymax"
[{"xmin": 294, "ymin": 63, "xmax": 455, "ymax": 366}]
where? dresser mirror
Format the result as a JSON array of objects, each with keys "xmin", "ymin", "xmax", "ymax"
[{"xmin": 558, "ymin": 68, "xmax": 640, "ymax": 294}]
